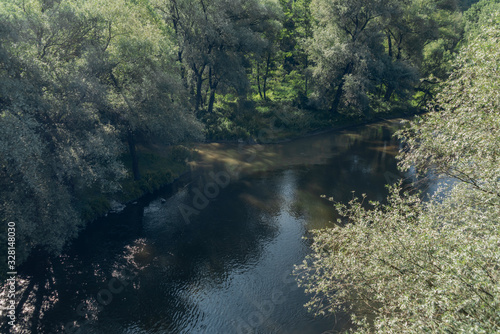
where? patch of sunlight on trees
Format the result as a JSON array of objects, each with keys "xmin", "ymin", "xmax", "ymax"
[{"xmin": 294, "ymin": 3, "xmax": 500, "ymax": 332}]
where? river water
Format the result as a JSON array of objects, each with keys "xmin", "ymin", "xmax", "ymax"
[{"xmin": 6, "ymin": 119, "xmax": 409, "ymax": 334}]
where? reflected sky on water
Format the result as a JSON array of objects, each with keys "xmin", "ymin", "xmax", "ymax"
[{"xmin": 2, "ymin": 119, "xmax": 424, "ymax": 334}]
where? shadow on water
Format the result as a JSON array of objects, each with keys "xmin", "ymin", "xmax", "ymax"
[{"xmin": 2, "ymin": 119, "xmax": 425, "ymax": 334}]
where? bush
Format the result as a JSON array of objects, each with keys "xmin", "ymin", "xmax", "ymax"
[{"xmin": 295, "ymin": 20, "xmax": 500, "ymax": 333}]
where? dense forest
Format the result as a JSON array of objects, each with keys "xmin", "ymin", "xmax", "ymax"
[
  {"xmin": 0, "ymin": 0, "xmax": 499, "ymax": 331},
  {"xmin": 0, "ymin": 0, "xmax": 474, "ymax": 265}
]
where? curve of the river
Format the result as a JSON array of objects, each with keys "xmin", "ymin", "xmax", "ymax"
[{"xmin": 4, "ymin": 119, "xmax": 430, "ymax": 334}]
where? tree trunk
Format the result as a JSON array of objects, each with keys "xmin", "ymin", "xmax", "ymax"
[
  {"xmin": 330, "ymin": 63, "xmax": 353, "ymax": 114},
  {"xmin": 127, "ymin": 130, "xmax": 140, "ymax": 180},
  {"xmin": 387, "ymin": 32, "xmax": 392, "ymax": 59},
  {"xmin": 208, "ymin": 66, "xmax": 217, "ymax": 114},
  {"xmin": 384, "ymin": 86, "xmax": 394, "ymax": 102},
  {"xmin": 195, "ymin": 73, "xmax": 203, "ymax": 111},
  {"xmin": 109, "ymin": 71, "xmax": 141, "ymax": 180},
  {"xmin": 304, "ymin": 55, "xmax": 309, "ymax": 96},
  {"xmin": 208, "ymin": 89, "xmax": 216, "ymax": 114},
  {"xmin": 263, "ymin": 53, "xmax": 271, "ymax": 101},
  {"xmin": 193, "ymin": 64, "xmax": 206, "ymax": 112},
  {"xmin": 256, "ymin": 63, "xmax": 263, "ymax": 99},
  {"xmin": 330, "ymin": 81, "xmax": 344, "ymax": 114}
]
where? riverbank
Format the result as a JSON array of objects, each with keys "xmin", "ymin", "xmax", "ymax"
[
  {"xmin": 84, "ymin": 108, "xmax": 417, "ymax": 224},
  {"xmin": 1, "ymin": 115, "xmax": 408, "ymax": 333}
]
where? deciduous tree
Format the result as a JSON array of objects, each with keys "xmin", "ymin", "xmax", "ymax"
[{"xmin": 295, "ymin": 8, "xmax": 500, "ymax": 332}]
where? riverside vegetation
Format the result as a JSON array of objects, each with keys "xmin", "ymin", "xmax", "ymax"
[
  {"xmin": 0, "ymin": 0, "xmax": 498, "ymax": 331},
  {"xmin": 295, "ymin": 1, "xmax": 500, "ymax": 332}
]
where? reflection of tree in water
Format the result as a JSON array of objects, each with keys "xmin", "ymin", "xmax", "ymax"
[
  {"xmin": 1, "ymin": 171, "xmax": 285, "ymax": 334},
  {"xmin": 144, "ymin": 174, "xmax": 284, "ymax": 283},
  {"xmin": 1, "ymin": 120, "xmax": 413, "ymax": 334},
  {"xmin": 79, "ymin": 174, "xmax": 286, "ymax": 333},
  {"xmin": 288, "ymin": 123, "xmax": 403, "ymax": 224},
  {"xmin": 0, "ymin": 205, "xmax": 151, "ymax": 333}
]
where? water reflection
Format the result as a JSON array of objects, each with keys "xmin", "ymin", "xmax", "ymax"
[{"xmin": 2, "ymin": 119, "xmax": 409, "ymax": 334}]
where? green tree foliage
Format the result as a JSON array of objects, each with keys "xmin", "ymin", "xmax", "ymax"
[
  {"xmin": 307, "ymin": 0, "xmax": 464, "ymax": 116},
  {"xmin": 418, "ymin": 1, "xmax": 464, "ymax": 98},
  {"xmin": 279, "ymin": 0, "xmax": 313, "ymax": 74},
  {"xmin": 295, "ymin": 9, "xmax": 500, "ymax": 333},
  {"xmin": 153, "ymin": 0, "xmax": 281, "ymax": 114},
  {"xmin": 251, "ymin": 6, "xmax": 283, "ymax": 101},
  {"xmin": 308, "ymin": 0, "xmax": 390, "ymax": 114},
  {"xmin": 257, "ymin": 0, "xmax": 312, "ymax": 102},
  {"xmin": 0, "ymin": 0, "xmax": 124, "ymax": 262},
  {"xmin": 0, "ymin": 0, "xmax": 202, "ymax": 263},
  {"xmin": 95, "ymin": 0, "xmax": 203, "ymax": 179},
  {"xmin": 464, "ymin": 0, "xmax": 500, "ymax": 34}
]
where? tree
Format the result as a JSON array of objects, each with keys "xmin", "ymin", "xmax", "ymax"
[
  {"xmin": 377, "ymin": 0, "xmax": 436, "ymax": 103},
  {"xmin": 96, "ymin": 0, "xmax": 203, "ymax": 179},
  {"xmin": 154, "ymin": 0, "xmax": 281, "ymax": 113},
  {"xmin": 0, "ymin": 0, "xmax": 203, "ymax": 264},
  {"xmin": 249, "ymin": 0, "xmax": 313, "ymax": 104},
  {"xmin": 252, "ymin": 11, "xmax": 283, "ymax": 101},
  {"xmin": 279, "ymin": 0, "xmax": 313, "ymax": 73},
  {"xmin": 307, "ymin": 0, "xmax": 393, "ymax": 115},
  {"xmin": 307, "ymin": 0, "xmax": 465, "ymax": 116},
  {"xmin": 295, "ymin": 9, "xmax": 500, "ymax": 333},
  {"xmin": 0, "ymin": 0, "xmax": 125, "ymax": 262}
]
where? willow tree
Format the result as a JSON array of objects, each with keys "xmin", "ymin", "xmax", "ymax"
[
  {"xmin": 0, "ymin": 0, "xmax": 125, "ymax": 262},
  {"xmin": 154, "ymin": 0, "xmax": 282, "ymax": 114},
  {"xmin": 94, "ymin": 0, "xmax": 203, "ymax": 179},
  {"xmin": 295, "ymin": 9, "xmax": 500, "ymax": 333},
  {"xmin": 308, "ymin": 0, "xmax": 465, "ymax": 115},
  {"xmin": 307, "ymin": 0, "xmax": 391, "ymax": 115},
  {"xmin": 0, "ymin": 0, "xmax": 203, "ymax": 264}
]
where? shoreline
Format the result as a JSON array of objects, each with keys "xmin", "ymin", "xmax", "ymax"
[
  {"xmin": 3, "ymin": 111, "xmax": 415, "ymax": 282},
  {"xmin": 108, "ymin": 111, "xmax": 418, "ymax": 213}
]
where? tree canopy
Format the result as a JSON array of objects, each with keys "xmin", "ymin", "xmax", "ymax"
[
  {"xmin": 0, "ymin": 0, "xmax": 202, "ymax": 262},
  {"xmin": 294, "ymin": 3, "xmax": 500, "ymax": 332},
  {"xmin": 0, "ymin": 0, "xmax": 487, "ymax": 269}
]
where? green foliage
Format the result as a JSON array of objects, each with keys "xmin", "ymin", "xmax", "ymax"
[
  {"xmin": 0, "ymin": 0, "xmax": 202, "ymax": 265},
  {"xmin": 119, "ymin": 168, "xmax": 174, "ymax": 201},
  {"xmin": 464, "ymin": 0, "xmax": 500, "ymax": 35},
  {"xmin": 153, "ymin": 0, "xmax": 282, "ymax": 114},
  {"xmin": 79, "ymin": 194, "xmax": 111, "ymax": 223},
  {"xmin": 201, "ymin": 103, "xmax": 253, "ymax": 141},
  {"xmin": 307, "ymin": 0, "xmax": 464, "ymax": 116},
  {"xmin": 0, "ymin": 0, "xmax": 125, "ymax": 263},
  {"xmin": 117, "ymin": 144, "xmax": 190, "ymax": 202},
  {"xmin": 295, "ymin": 16, "xmax": 500, "ymax": 333},
  {"xmin": 201, "ymin": 97, "xmax": 333, "ymax": 142}
]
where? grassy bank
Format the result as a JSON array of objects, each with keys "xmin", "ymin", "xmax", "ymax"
[{"xmin": 202, "ymin": 99, "xmax": 418, "ymax": 143}]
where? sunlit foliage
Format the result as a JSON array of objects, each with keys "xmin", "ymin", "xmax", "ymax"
[
  {"xmin": 295, "ymin": 7, "xmax": 500, "ymax": 332},
  {"xmin": 0, "ymin": 0, "xmax": 202, "ymax": 263}
]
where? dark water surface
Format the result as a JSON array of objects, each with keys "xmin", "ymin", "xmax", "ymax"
[{"xmin": 6, "ymin": 119, "xmax": 407, "ymax": 334}]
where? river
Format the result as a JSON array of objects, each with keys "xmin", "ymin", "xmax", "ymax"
[{"xmin": 6, "ymin": 119, "xmax": 411, "ymax": 334}]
